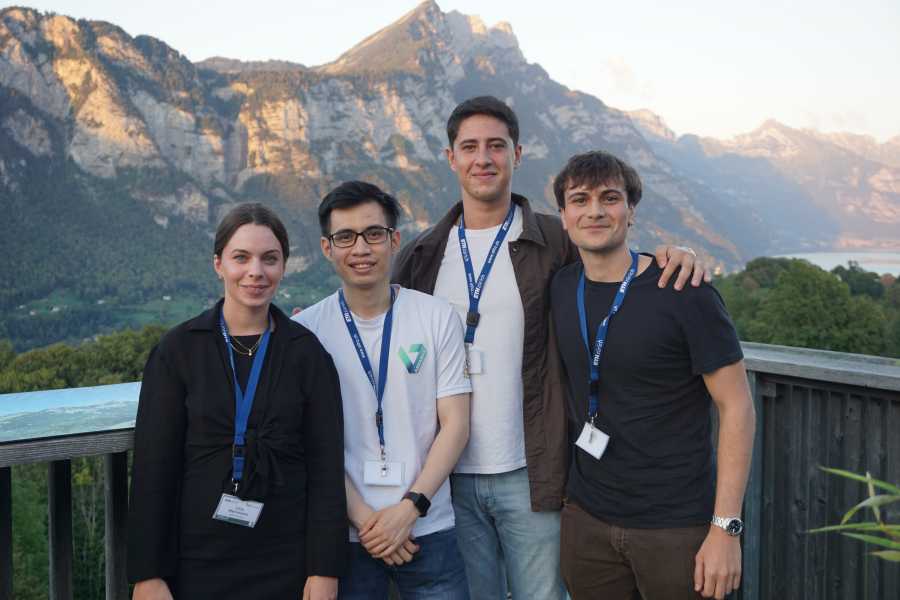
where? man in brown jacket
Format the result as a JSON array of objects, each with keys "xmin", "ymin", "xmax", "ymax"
[{"xmin": 392, "ymin": 96, "xmax": 707, "ymax": 600}]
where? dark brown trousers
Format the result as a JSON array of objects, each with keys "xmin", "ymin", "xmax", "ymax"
[{"xmin": 560, "ymin": 501, "xmax": 708, "ymax": 600}]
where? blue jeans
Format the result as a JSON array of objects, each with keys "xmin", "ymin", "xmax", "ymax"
[
  {"xmin": 451, "ymin": 468, "xmax": 568, "ymax": 600},
  {"xmin": 339, "ymin": 527, "xmax": 469, "ymax": 599}
]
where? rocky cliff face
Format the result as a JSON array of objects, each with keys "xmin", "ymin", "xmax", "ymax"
[{"xmin": 1, "ymin": 1, "xmax": 896, "ymax": 314}]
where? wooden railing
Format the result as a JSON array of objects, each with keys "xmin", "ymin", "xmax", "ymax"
[
  {"xmin": 738, "ymin": 343, "xmax": 900, "ymax": 600},
  {"xmin": 0, "ymin": 431, "xmax": 133, "ymax": 600},
  {"xmin": 1, "ymin": 343, "xmax": 899, "ymax": 600}
]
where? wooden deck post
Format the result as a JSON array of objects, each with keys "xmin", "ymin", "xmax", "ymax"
[
  {"xmin": 1, "ymin": 467, "xmax": 12, "ymax": 600},
  {"xmin": 104, "ymin": 452, "xmax": 129, "ymax": 600},
  {"xmin": 49, "ymin": 460, "xmax": 73, "ymax": 600},
  {"xmin": 740, "ymin": 370, "xmax": 766, "ymax": 600}
]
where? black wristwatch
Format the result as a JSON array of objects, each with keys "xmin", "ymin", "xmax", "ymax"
[{"xmin": 403, "ymin": 491, "xmax": 431, "ymax": 517}]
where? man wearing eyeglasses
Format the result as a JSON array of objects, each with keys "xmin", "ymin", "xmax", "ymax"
[{"xmin": 293, "ymin": 180, "xmax": 472, "ymax": 599}]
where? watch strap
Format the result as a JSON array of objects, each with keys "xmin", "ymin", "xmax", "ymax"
[
  {"xmin": 403, "ymin": 491, "xmax": 431, "ymax": 517},
  {"xmin": 711, "ymin": 515, "xmax": 743, "ymax": 536}
]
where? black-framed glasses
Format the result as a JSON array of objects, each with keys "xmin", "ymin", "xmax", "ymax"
[{"xmin": 328, "ymin": 226, "xmax": 394, "ymax": 248}]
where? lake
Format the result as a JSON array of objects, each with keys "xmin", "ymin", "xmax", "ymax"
[{"xmin": 773, "ymin": 252, "xmax": 900, "ymax": 275}]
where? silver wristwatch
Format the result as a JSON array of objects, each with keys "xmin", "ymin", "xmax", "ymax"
[{"xmin": 711, "ymin": 515, "xmax": 744, "ymax": 536}]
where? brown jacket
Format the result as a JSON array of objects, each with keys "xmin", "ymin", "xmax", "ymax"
[{"xmin": 392, "ymin": 194, "xmax": 577, "ymax": 511}]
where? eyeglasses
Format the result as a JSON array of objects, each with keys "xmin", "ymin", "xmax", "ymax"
[{"xmin": 328, "ymin": 226, "xmax": 394, "ymax": 248}]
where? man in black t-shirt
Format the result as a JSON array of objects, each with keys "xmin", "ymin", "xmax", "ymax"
[{"xmin": 549, "ymin": 151, "xmax": 755, "ymax": 600}]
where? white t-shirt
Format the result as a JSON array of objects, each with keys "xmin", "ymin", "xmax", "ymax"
[
  {"xmin": 433, "ymin": 206, "xmax": 527, "ymax": 474},
  {"xmin": 294, "ymin": 286, "xmax": 471, "ymax": 541}
]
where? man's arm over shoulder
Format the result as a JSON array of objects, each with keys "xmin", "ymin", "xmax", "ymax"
[{"xmin": 651, "ymin": 246, "xmax": 712, "ymax": 290}]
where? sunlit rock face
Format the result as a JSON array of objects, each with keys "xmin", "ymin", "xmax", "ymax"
[{"xmin": 1, "ymin": 0, "xmax": 897, "ymax": 294}]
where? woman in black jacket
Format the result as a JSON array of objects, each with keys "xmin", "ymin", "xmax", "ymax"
[{"xmin": 127, "ymin": 204, "xmax": 347, "ymax": 600}]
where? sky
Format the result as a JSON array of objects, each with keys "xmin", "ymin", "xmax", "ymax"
[{"xmin": 17, "ymin": 0, "xmax": 900, "ymax": 142}]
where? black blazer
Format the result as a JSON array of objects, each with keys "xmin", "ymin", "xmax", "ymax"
[{"xmin": 127, "ymin": 300, "xmax": 348, "ymax": 582}]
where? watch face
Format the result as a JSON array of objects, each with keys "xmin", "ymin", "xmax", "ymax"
[
  {"xmin": 405, "ymin": 492, "xmax": 430, "ymax": 516},
  {"xmin": 416, "ymin": 494, "xmax": 431, "ymax": 516},
  {"xmin": 726, "ymin": 519, "xmax": 744, "ymax": 536}
]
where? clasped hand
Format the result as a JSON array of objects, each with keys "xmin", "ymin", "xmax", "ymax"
[{"xmin": 358, "ymin": 500, "xmax": 420, "ymax": 566}]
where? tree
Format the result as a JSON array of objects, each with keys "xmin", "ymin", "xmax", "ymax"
[
  {"xmin": 3, "ymin": 326, "xmax": 164, "ymax": 599},
  {"xmin": 0, "ymin": 339, "xmax": 14, "ymax": 370},
  {"xmin": 737, "ymin": 261, "xmax": 885, "ymax": 355},
  {"xmin": 832, "ymin": 261, "xmax": 884, "ymax": 299}
]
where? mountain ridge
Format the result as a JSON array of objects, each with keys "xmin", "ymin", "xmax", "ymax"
[{"xmin": 629, "ymin": 109, "xmax": 900, "ymax": 250}]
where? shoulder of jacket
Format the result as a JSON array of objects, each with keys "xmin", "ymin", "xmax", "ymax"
[{"xmin": 534, "ymin": 211, "xmax": 565, "ymax": 237}]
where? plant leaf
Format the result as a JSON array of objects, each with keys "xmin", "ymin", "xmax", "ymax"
[
  {"xmin": 870, "ymin": 550, "xmax": 900, "ymax": 562},
  {"xmin": 841, "ymin": 495, "xmax": 900, "ymax": 525},
  {"xmin": 819, "ymin": 467, "xmax": 900, "ymax": 494},
  {"xmin": 867, "ymin": 471, "xmax": 882, "ymax": 523},
  {"xmin": 808, "ymin": 523, "xmax": 900, "ymax": 534},
  {"xmin": 841, "ymin": 532, "xmax": 900, "ymax": 549}
]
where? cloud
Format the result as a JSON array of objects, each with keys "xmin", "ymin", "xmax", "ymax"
[
  {"xmin": 601, "ymin": 56, "xmax": 654, "ymax": 100},
  {"xmin": 801, "ymin": 109, "xmax": 870, "ymax": 134},
  {"xmin": 829, "ymin": 110, "xmax": 869, "ymax": 132}
]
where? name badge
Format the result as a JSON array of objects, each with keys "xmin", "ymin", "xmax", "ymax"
[
  {"xmin": 466, "ymin": 345, "xmax": 485, "ymax": 375},
  {"xmin": 212, "ymin": 493, "xmax": 264, "ymax": 528},
  {"xmin": 575, "ymin": 422, "xmax": 610, "ymax": 460},
  {"xmin": 364, "ymin": 460, "xmax": 404, "ymax": 486}
]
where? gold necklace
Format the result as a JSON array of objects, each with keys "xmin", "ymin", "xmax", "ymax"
[{"xmin": 229, "ymin": 333, "xmax": 263, "ymax": 356}]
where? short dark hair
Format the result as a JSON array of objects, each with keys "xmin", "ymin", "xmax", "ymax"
[
  {"xmin": 553, "ymin": 151, "xmax": 642, "ymax": 209},
  {"xmin": 318, "ymin": 180, "xmax": 401, "ymax": 236},
  {"xmin": 214, "ymin": 202, "xmax": 290, "ymax": 260},
  {"xmin": 447, "ymin": 96, "xmax": 520, "ymax": 147}
]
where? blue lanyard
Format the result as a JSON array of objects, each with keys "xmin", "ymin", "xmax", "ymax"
[
  {"xmin": 576, "ymin": 250, "xmax": 638, "ymax": 424},
  {"xmin": 220, "ymin": 311, "xmax": 272, "ymax": 492},
  {"xmin": 457, "ymin": 202, "xmax": 516, "ymax": 344},
  {"xmin": 339, "ymin": 287, "xmax": 395, "ymax": 461}
]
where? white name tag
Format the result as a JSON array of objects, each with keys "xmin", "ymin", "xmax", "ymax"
[
  {"xmin": 212, "ymin": 493, "xmax": 264, "ymax": 528},
  {"xmin": 364, "ymin": 460, "xmax": 404, "ymax": 486},
  {"xmin": 466, "ymin": 345, "xmax": 485, "ymax": 375},
  {"xmin": 575, "ymin": 422, "xmax": 610, "ymax": 460}
]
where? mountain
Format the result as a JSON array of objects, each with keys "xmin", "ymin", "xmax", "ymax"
[
  {"xmin": 196, "ymin": 57, "xmax": 308, "ymax": 73},
  {"xmin": 812, "ymin": 131, "xmax": 900, "ymax": 170},
  {"xmin": 630, "ymin": 113, "xmax": 900, "ymax": 250},
  {"xmin": 1, "ymin": 1, "xmax": 897, "ymax": 349}
]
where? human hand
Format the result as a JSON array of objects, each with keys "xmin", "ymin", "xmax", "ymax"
[
  {"xmin": 358, "ymin": 500, "xmax": 419, "ymax": 558},
  {"xmin": 694, "ymin": 528, "xmax": 741, "ymax": 599},
  {"xmin": 302, "ymin": 575, "xmax": 338, "ymax": 600},
  {"xmin": 132, "ymin": 578, "xmax": 173, "ymax": 600},
  {"xmin": 654, "ymin": 245, "xmax": 711, "ymax": 290},
  {"xmin": 380, "ymin": 537, "xmax": 421, "ymax": 566}
]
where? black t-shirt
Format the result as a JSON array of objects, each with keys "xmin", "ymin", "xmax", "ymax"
[{"xmin": 550, "ymin": 259, "xmax": 743, "ymax": 528}]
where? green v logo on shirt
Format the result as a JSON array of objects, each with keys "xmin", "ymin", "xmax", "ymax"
[{"xmin": 398, "ymin": 344, "xmax": 427, "ymax": 374}]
